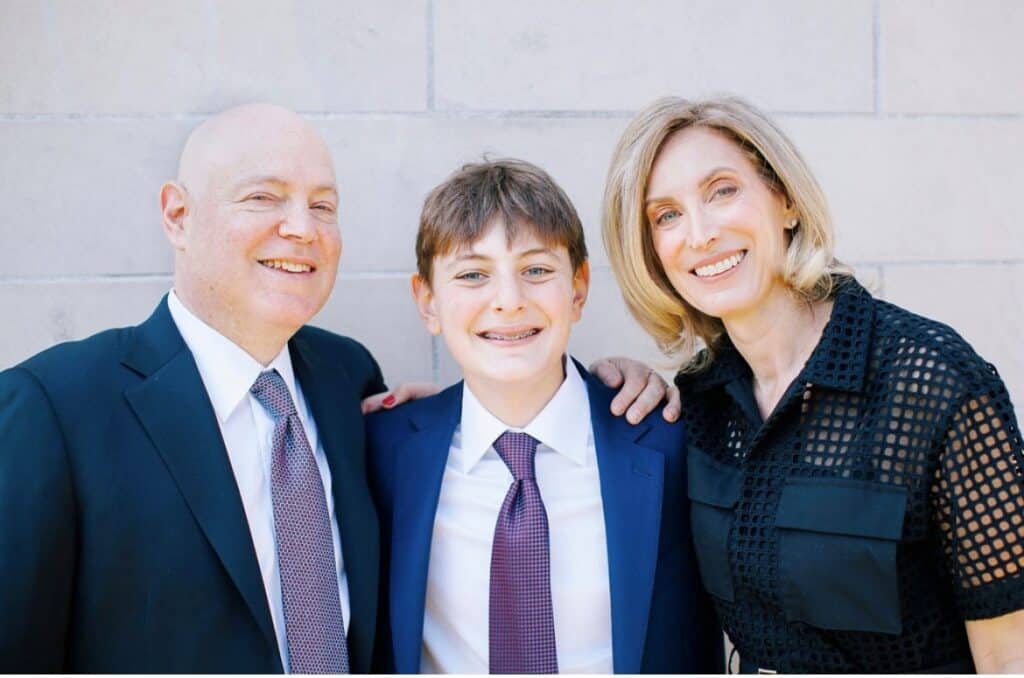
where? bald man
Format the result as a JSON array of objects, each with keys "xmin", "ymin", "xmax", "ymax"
[{"xmin": 0, "ymin": 104, "xmax": 386, "ymax": 673}]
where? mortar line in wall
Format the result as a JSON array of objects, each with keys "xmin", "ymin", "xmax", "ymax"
[
  {"xmin": 426, "ymin": 0, "xmax": 436, "ymax": 111},
  {"xmin": 0, "ymin": 271, "xmax": 424, "ymax": 284},
  {"xmin": 2, "ymin": 110, "xmax": 1023, "ymax": 123},
  {"xmin": 851, "ymin": 259, "xmax": 1024, "ymax": 268},
  {"xmin": 0, "ymin": 273, "xmax": 173, "ymax": 284},
  {"xmin": 873, "ymin": 0, "xmax": 882, "ymax": 114}
]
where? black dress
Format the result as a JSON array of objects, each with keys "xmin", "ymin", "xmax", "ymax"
[{"xmin": 676, "ymin": 277, "xmax": 1024, "ymax": 673}]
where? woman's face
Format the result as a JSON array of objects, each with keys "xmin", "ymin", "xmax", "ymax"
[{"xmin": 644, "ymin": 126, "xmax": 796, "ymax": 324}]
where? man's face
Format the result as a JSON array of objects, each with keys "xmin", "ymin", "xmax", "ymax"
[{"xmin": 174, "ymin": 118, "xmax": 341, "ymax": 344}]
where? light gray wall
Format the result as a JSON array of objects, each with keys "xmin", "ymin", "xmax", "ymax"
[{"xmin": 3, "ymin": 0, "xmax": 1022, "ymax": 410}]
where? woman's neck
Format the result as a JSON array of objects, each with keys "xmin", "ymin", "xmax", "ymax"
[{"xmin": 722, "ymin": 288, "xmax": 834, "ymax": 419}]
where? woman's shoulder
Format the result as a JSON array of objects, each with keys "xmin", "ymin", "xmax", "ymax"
[{"xmin": 865, "ymin": 293, "xmax": 1003, "ymax": 398}]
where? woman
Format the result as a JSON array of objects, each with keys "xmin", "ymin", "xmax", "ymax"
[{"xmin": 602, "ymin": 96, "xmax": 1024, "ymax": 673}]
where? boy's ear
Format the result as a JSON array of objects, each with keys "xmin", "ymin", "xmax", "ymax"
[
  {"xmin": 411, "ymin": 273, "xmax": 442, "ymax": 336},
  {"xmin": 571, "ymin": 260, "xmax": 590, "ymax": 322}
]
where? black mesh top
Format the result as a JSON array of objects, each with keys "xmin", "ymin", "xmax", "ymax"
[{"xmin": 676, "ymin": 277, "xmax": 1024, "ymax": 673}]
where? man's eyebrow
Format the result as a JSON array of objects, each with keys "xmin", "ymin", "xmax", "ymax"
[
  {"xmin": 644, "ymin": 166, "xmax": 737, "ymax": 205},
  {"xmin": 231, "ymin": 175, "xmax": 338, "ymax": 197},
  {"xmin": 233, "ymin": 175, "xmax": 286, "ymax": 190}
]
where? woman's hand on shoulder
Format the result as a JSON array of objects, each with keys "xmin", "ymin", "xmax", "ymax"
[{"xmin": 589, "ymin": 356, "xmax": 681, "ymax": 424}]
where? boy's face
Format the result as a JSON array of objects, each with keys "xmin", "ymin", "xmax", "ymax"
[{"xmin": 412, "ymin": 219, "xmax": 589, "ymax": 395}]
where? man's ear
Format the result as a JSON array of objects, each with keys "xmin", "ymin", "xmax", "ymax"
[
  {"xmin": 160, "ymin": 181, "xmax": 189, "ymax": 250},
  {"xmin": 411, "ymin": 273, "xmax": 442, "ymax": 336},
  {"xmin": 571, "ymin": 260, "xmax": 590, "ymax": 322}
]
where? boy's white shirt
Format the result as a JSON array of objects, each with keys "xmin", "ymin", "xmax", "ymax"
[{"xmin": 420, "ymin": 356, "xmax": 614, "ymax": 674}]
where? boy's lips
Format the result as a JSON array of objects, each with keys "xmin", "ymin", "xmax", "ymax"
[{"xmin": 477, "ymin": 326, "xmax": 543, "ymax": 342}]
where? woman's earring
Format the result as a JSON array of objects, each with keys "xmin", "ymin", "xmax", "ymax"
[{"xmin": 789, "ymin": 217, "xmax": 799, "ymax": 228}]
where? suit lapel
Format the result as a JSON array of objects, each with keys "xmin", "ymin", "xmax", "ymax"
[
  {"xmin": 389, "ymin": 384, "xmax": 462, "ymax": 673},
  {"xmin": 585, "ymin": 371, "xmax": 665, "ymax": 674},
  {"xmin": 290, "ymin": 334, "xmax": 379, "ymax": 674},
  {"xmin": 122, "ymin": 299, "xmax": 280, "ymax": 669}
]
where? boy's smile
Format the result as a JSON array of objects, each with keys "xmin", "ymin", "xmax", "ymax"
[{"xmin": 412, "ymin": 219, "xmax": 589, "ymax": 423}]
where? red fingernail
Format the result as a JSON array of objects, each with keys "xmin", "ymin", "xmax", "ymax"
[{"xmin": 383, "ymin": 395, "xmax": 396, "ymax": 407}]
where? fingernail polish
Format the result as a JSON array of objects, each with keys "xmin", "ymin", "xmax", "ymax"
[{"xmin": 383, "ymin": 395, "xmax": 396, "ymax": 407}]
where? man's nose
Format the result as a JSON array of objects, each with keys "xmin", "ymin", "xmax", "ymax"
[{"xmin": 278, "ymin": 201, "xmax": 318, "ymax": 243}]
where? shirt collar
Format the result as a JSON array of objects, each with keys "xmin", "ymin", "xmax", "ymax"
[
  {"xmin": 676, "ymin": 276, "xmax": 875, "ymax": 396},
  {"xmin": 455, "ymin": 356, "xmax": 593, "ymax": 474},
  {"xmin": 167, "ymin": 289, "xmax": 299, "ymax": 423}
]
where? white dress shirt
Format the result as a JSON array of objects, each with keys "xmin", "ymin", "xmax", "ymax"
[
  {"xmin": 167, "ymin": 290, "xmax": 350, "ymax": 672},
  {"xmin": 421, "ymin": 358, "xmax": 614, "ymax": 674}
]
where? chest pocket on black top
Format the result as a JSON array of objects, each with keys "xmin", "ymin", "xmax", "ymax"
[
  {"xmin": 775, "ymin": 477, "xmax": 908, "ymax": 634},
  {"xmin": 686, "ymin": 447, "xmax": 742, "ymax": 602}
]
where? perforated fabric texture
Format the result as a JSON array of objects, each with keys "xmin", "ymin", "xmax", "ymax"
[{"xmin": 676, "ymin": 277, "xmax": 1024, "ymax": 673}]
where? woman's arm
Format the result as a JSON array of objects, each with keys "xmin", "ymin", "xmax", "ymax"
[
  {"xmin": 967, "ymin": 609, "xmax": 1024, "ymax": 673},
  {"xmin": 361, "ymin": 356, "xmax": 680, "ymax": 422}
]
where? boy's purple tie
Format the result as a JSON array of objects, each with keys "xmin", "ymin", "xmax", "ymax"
[
  {"xmin": 489, "ymin": 431, "xmax": 559, "ymax": 674},
  {"xmin": 251, "ymin": 370, "xmax": 350, "ymax": 674}
]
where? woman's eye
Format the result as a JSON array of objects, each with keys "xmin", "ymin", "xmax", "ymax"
[
  {"xmin": 712, "ymin": 184, "xmax": 737, "ymax": 199},
  {"xmin": 312, "ymin": 203, "xmax": 335, "ymax": 213},
  {"xmin": 654, "ymin": 209, "xmax": 681, "ymax": 226}
]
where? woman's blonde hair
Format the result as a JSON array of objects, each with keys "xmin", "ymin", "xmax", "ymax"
[{"xmin": 602, "ymin": 95, "xmax": 848, "ymax": 371}]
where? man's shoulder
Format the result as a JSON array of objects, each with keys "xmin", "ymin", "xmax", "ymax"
[
  {"xmin": 294, "ymin": 324, "xmax": 373, "ymax": 359},
  {"xmin": 4, "ymin": 325, "xmax": 134, "ymax": 393},
  {"xmin": 293, "ymin": 324, "xmax": 382, "ymax": 384}
]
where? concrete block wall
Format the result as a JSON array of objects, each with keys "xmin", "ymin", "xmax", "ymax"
[{"xmin": 3, "ymin": 0, "xmax": 1022, "ymax": 411}]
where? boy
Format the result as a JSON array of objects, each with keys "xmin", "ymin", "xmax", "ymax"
[{"xmin": 367, "ymin": 159, "xmax": 720, "ymax": 674}]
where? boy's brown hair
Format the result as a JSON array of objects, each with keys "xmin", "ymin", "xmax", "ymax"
[{"xmin": 416, "ymin": 158, "xmax": 588, "ymax": 284}]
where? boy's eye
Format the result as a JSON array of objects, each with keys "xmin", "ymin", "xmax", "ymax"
[
  {"xmin": 524, "ymin": 266, "xmax": 554, "ymax": 277},
  {"xmin": 455, "ymin": 271, "xmax": 486, "ymax": 282}
]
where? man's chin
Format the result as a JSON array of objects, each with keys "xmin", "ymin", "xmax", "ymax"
[{"xmin": 253, "ymin": 296, "xmax": 325, "ymax": 332}]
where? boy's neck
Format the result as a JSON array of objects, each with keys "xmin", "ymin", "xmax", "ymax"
[{"xmin": 464, "ymin": 358, "xmax": 569, "ymax": 429}]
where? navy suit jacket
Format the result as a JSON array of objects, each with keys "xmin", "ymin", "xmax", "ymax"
[
  {"xmin": 366, "ymin": 364, "xmax": 722, "ymax": 674},
  {"xmin": 0, "ymin": 297, "xmax": 386, "ymax": 673}
]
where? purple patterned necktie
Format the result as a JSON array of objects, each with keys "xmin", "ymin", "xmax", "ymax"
[
  {"xmin": 251, "ymin": 370, "xmax": 350, "ymax": 674},
  {"xmin": 489, "ymin": 431, "xmax": 559, "ymax": 674}
]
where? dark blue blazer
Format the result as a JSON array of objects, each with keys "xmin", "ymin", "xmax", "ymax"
[
  {"xmin": 0, "ymin": 297, "xmax": 386, "ymax": 673},
  {"xmin": 366, "ymin": 364, "xmax": 722, "ymax": 674}
]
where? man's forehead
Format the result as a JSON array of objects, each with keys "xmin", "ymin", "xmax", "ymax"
[{"xmin": 178, "ymin": 104, "xmax": 334, "ymax": 189}]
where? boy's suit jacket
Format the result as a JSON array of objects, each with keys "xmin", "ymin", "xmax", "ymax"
[
  {"xmin": 366, "ymin": 362, "xmax": 722, "ymax": 674},
  {"xmin": 0, "ymin": 296, "xmax": 385, "ymax": 673}
]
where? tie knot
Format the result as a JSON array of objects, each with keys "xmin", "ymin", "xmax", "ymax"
[
  {"xmin": 493, "ymin": 431, "xmax": 539, "ymax": 481},
  {"xmin": 250, "ymin": 370, "xmax": 297, "ymax": 419}
]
